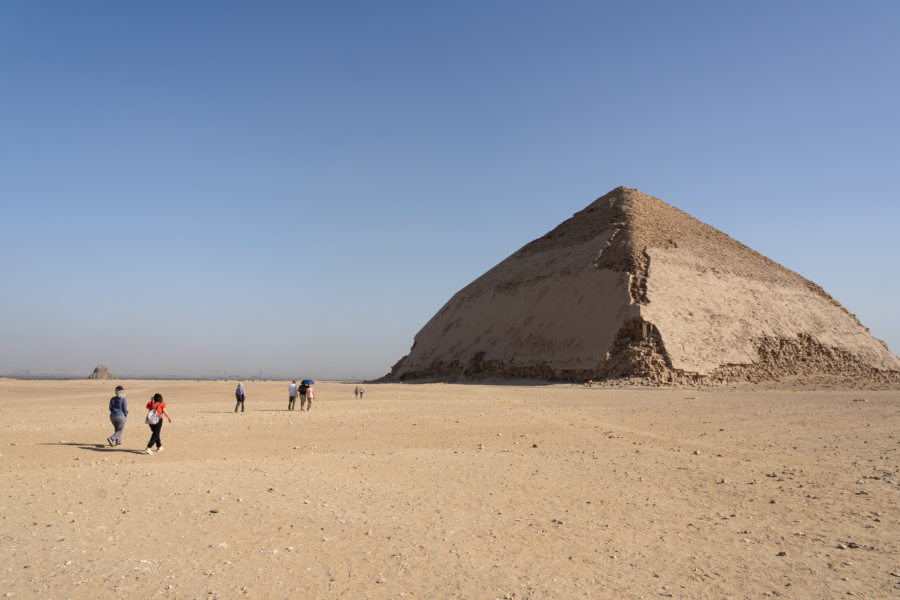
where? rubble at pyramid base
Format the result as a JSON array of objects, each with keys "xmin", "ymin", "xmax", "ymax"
[{"xmin": 387, "ymin": 328, "xmax": 900, "ymax": 386}]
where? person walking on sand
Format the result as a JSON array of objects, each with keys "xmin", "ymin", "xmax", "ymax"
[
  {"xmin": 107, "ymin": 385, "xmax": 128, "ymax": 446},
  {"xmin": 354, "ymin": 385, "xmax": 359, "ymax": 398},
  {"xmin": 301, "ymin": 382, "xmax": 315, "ymax": 411},
  {"xmin": 145, "ymin": 393, "xmax": 172, "ymax": 454},
  {"xmin": 358, "ymin": 385, "xmax": 364, "ymax": 399},
  {"xmin": 234, "ymin": 382, "xmax": 246, "ymax": 413},
  {"xmin": 288, "ymin": 380, "xmax": 298, "ymax": 411},
  {"xmin": 298, "ymin": 380, "xmax": 308, "ymax": 410}
]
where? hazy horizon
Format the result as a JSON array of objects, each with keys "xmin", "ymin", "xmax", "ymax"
[{"xmin": 0, "ymin": 367, "xmax": 372, "ymax": 382}]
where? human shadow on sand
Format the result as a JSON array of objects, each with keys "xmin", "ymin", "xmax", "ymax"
[
  {"xmin": 41, "ymin": 442, "xmax": 147, "ymax": 455},
  {"xmin": 200, "ymin": 410, "xmax": 293, "ymax": 413}
]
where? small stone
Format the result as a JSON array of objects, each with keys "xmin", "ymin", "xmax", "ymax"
[{"xmin": 776, "ymin": 551, "xmax": 786, "ymax": 557}]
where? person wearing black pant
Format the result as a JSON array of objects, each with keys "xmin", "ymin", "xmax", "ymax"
[
  {"xmin": 145, "ymin": 393, "xmax": 172, "ymax": 454},
  {"xmin": 234, "ymin": 382, "xmax": 246, "ymax": 413}
]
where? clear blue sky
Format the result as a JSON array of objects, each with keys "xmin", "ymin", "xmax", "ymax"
[{"xmin": 2, "ymin": 1, "xmax": 898, "ymax": 379}]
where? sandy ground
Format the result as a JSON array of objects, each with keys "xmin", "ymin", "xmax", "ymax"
[{"xmin": 1, "ymin": 379, "xmax": 898, "ymax": 599}]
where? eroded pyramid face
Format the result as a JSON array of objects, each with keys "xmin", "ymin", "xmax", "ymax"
[{"xmin": 385, "ymin": 187, "xmax": 900, "ymax": 383}]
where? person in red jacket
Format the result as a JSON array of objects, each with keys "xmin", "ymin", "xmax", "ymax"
[{"xmin": 145, "ymin": 393, "xmax": 172, "ymax": 454}]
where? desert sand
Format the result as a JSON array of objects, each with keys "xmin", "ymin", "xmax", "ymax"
[{"xmin": 1, "ymin": 378, "xmax": 898, "ymax": 599}]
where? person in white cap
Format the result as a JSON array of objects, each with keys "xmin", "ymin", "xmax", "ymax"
[{"xmin": 107, "ymin": 385, "xmax": 128, "ymax": 446}]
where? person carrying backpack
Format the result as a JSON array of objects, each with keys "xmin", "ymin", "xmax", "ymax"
[
  {"xmin": 145, "ymin": 393, "xmax": 172, "ymax": 454},
  {"xmin": 298, "ymin": 381, "xmax": 308, "ymax": 410}
]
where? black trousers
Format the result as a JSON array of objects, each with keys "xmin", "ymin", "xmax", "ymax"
[
  {"xmin": 235, "ymin": 396, "xmax": 245, "ymax": 412},
  {"xmin": 147, "ymin": 420, "xmax": 163, "ymax": 449}
]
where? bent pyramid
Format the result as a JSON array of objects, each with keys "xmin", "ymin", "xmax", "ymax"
[{"xmin": 385, "ymin": 187, "xmax": 900, "ymax": 384}]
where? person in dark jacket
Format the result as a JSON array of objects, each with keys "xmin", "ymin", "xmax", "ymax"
[
  {"xmin": 234, "ymin": 382, "xmax": 246, "ymax": 413},
  {"xmin": 107, "ymin": 385, "xmax": 128, "ymax": 446}
]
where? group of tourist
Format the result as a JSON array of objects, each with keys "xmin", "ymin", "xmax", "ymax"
[
  {"xmin": 104, "ymin": 378, "xmax": 348, "ymax": 452},
  {"xmin": 285, "ymin": 380, "xmax": 315, "ymax": 411},
  {"xmin": 234, "ymin": 380, "xmax": 316, "ymax": 412},
  {"xmin": 106, "ymin": 385, "xmax": 172, "ymax": 454}
]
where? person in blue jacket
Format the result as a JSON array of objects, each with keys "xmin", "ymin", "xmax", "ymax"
[{"xmin": 107, "ymin": 385, "xmax": 128, "ymax": 446}]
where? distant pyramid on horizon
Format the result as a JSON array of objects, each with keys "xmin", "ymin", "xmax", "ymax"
[{"xmin": 384, "ymin": 187, "xmax": 900, "ymax": 384}]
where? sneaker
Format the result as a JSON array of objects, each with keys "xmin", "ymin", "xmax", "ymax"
[
  {"xmin": 146, "ymin": 448, "xmax": 153, "ymax": 454},
  {"xmin": 157, "ymin": 447, "xmax": 164, "ymax": 452},
  {"xmin": 107, "ymin": 437, "xmax": 114, "ymax": 447}
]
